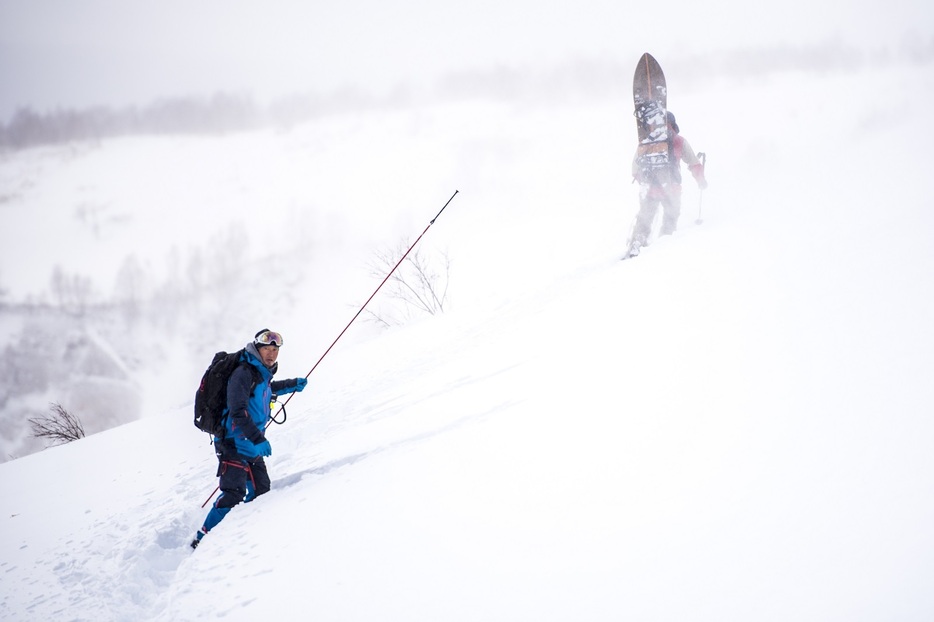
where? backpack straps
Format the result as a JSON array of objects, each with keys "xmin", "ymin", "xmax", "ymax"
[{"xmin": 242, "ymin": 361, "xmax": 264, "ymax": 397}]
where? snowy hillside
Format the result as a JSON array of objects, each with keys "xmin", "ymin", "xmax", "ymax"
[{"xmin": 3, "ymin": 48, "xmax": 934, "ymax": 622}]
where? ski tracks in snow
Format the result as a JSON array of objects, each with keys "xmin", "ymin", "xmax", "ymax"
[{"xmin": 2, "ymin": 496, "xmax": 195, "ymax": 620}]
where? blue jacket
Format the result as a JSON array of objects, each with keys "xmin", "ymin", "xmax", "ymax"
[{"xmin": 224, "ymin": 344, "xmax": 302, "ymax": 459}]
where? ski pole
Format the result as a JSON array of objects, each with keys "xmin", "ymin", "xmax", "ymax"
[
  {"xmin": 695, "ymin": 152, "xmax": 706, "ymax": 225},
  {"xmin": 200, "ymin": 487, "xmax": 217, "ymax": 508},
  {"xmin": 200, "ymin": 191, "xmax": 460, "ymax": 508},
  {"xmin": 281, "ymin": 189, "xmax": 459, "ymax": 409}
]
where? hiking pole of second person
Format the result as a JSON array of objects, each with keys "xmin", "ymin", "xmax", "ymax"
[
  {"xmin": 269, "ymin": 189, "xmax": 460, "ymax": 420},
  {"xmin": 695, "ymin": 152, "xmax": 706, "ymax": 225}
]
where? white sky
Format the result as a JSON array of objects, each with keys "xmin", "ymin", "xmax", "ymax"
[{"xmin": 1, "ymin": 0, "xmax": 929, "ymax": 120}]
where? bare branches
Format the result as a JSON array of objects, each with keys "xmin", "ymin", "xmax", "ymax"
[
  {"xmin": 28, "ymin": 403, "xmax": 86, "ymax": 446},
  {"xmin": 366, "ymin": 242, "xmax": 451, "ymax": 327}
]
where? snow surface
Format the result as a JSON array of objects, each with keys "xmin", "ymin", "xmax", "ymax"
[{"xmin": 2, "ymin": 49, "xmax": 934, "ymax": 622}]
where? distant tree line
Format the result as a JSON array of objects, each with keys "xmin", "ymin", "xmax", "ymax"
[
  {"xmin": 0, "ymin": 88, "xmax": 382, "ymax": 151},
  {"xmin": 8, "ymin": 40, "xmax": 925, "ymax": 152},
  {"xmin": 0, "ymin": 93, "xmax": 261, "ymax": 150}
]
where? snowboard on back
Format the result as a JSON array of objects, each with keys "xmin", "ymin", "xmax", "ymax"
[
  {"xmin": 633, "ymin": 52, "xmax": 669, "ymax": 180},
  {"xmin": 624, "ymin": 52, "xmax": 669, "ymax": 260}
]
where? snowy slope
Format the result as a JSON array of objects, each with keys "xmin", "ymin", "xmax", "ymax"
[{"xmin": 2, "ymin": 57, "xmax": 934, "ymax": 621}]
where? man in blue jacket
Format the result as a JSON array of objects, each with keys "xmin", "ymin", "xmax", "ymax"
[{"xmin": 191, "ymin": 329, "xmax": 307, "ymax": 549}]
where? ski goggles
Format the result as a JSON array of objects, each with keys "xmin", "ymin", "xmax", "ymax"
[{"xmin": 254, "ymin": 330, "xmax": 284, "ymax": 347}]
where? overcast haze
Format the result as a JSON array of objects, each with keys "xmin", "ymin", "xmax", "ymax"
[
  {"xmin": 1, "ymin": 0, "xmax": 934, "ymax": 618},
  {"xmin": 1, "ymin": 0, "xmax": 930, "ymax": 120}
]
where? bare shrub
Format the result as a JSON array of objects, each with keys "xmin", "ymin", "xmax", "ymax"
[
  {"xmin": 28, "ymin": 403, "xmax": 86, "ymax": 446},
  {"xmin": 366, "ymin": 242, "xmax": 451, "ymax": 327}
]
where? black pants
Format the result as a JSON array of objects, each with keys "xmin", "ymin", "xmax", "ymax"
[{"xmin": 214, "ymin": 440, "xmax": 271, "ymax": 509}]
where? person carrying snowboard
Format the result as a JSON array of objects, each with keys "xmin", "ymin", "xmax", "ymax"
[
  {"xmin": 191, "ymin": 329, "xmax": 307, "ymax": 549},
  {"xmin": 629, "ymin": 111, "xmax": 707, "ymax": 255}
]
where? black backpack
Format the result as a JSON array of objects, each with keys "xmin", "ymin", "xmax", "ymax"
[{"xmin": 194, "ymin": 349, "xmax": 261, "ymax": 438}]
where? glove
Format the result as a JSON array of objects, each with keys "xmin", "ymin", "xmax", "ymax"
[
  {"xmin": 689, "ymin": 163, "xmax": 708, "ymax": 190},
  {"xmin": 255, "ymin": 439, "xmax": 272, "ymax": 457},
  {"xmin": 294, "ymin": 377, "xmax": 307, "ymax": 392}
]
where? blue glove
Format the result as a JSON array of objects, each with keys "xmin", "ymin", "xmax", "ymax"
[
  {"xmin": 255, "ymin": 439, "xmax": 272, "ymax": 457},
  {"xmin": 294, "ymin": 377, "xmax": 307, "ymax": 392}
]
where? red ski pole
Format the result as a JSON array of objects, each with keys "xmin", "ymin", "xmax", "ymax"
[
  {"xmin": 200, "ymin": 190, "xmax": 459, "ymax": 507},
  {"xmin": 275, "ymin": 189, "xmax": 458, "ymax": 412}
]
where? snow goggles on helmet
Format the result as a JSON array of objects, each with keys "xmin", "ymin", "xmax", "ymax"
[{"xmin": 254, "ymin": 330, "xmax": 284, "ymax": 347}]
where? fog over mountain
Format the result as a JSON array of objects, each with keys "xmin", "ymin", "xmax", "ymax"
[{"xmin": 1, "ymin": 2, "xmax": 933, "ymax": 620}]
